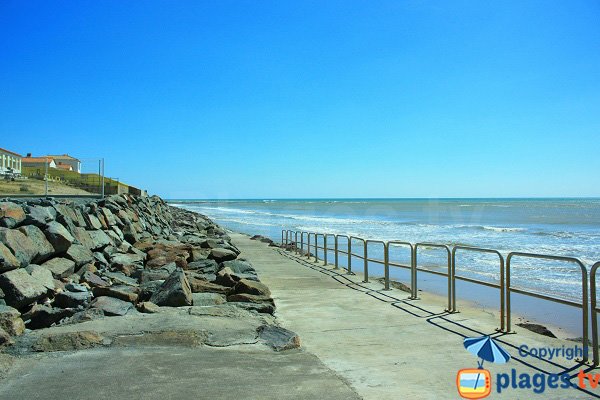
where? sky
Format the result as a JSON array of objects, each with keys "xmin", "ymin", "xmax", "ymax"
[{"xmin": 1, "ymin": 1, "xmax": 599, "ymax": 199}]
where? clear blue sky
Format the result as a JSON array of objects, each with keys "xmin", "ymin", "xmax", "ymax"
[{"xmin": 1, "ymin": 1, "xmax": 599, "ymax": 199}]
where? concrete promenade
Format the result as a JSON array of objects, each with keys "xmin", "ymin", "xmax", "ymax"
[{"xmin": 232, "ymin": 233, "xmax": 597, "ymax": 399}]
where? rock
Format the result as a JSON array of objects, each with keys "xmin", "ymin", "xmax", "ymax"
[
  {"xmin": 88, "ymin": 230, "xmax": 112, "ymax": 250},
  {"xmin": 32, "ymin": 331, "xmax": 104, "ymax": 352},
  {"xmin": 230, "ymin": 279, "xmax": 271, "ymax": 297},
  {"xmin": 41, "ymin": 257, "xmax": 76, "ymax": 279},
  {"xmin": 150, "ymin": 269, "xmax": 193, "ymax": 307},
  {"xmin": 221, "ymin": 259, "xmax": 256, "ymax": 275},
  {"xmin": 0, "ymin": 242, "xmax": 20, "ymax": 273},
  {"xmin": 81, "ymin": 271, "xmax": 110, "ymax": 288},
  {"xmin": 18, "ymin": 225, "xmax": 55, "ymax": 264},
  {"xmin": 25, "ymin": 265, "xmax": 55, "ymax": 291},
  {"xmin": 23, "ymin": 304, "xmax": 75, "ymax": 329},
  {"xmin": 226, "ymin": 293, "xmax": 275, "ymax": 307},
  {"xmin": 65, "ymin": 244, "xmax": 94, "ymax": 267},
  {"xmin": 65, "ymin": 282, "xmax": 88, "ymax": 292},
  {"xmin": 0, "ymin": 228, "xmax": 37, "ymax": 267},
  {"xmin": 109, "ymin": 252, "xmax": 145, "ymax": 267},
  {"xmin": 91, "ymin": 296, "xmax": 134, "ymax": 316},
  {"xmin": 139, "ymin": 280, "xmax": 165, "ymax": 301},
  {"xmin": 53, "ymin": 290, "xmax": 92, "ymax": 308},
  {"xmin": 188, "ymin": 278, "xmax": 230, "ymax": 294},
  {"xmin": 0, "ymin": 327, "xmax": 12, "ymax": 346},
  {"xmin": 100, "ymin": 271, "xmax": 138, "ymax": 286},
  {"xmin": 137, "ymin": 301, "xmax": 161, "ymax": 313},
  {"xmin": 187, "ymin": 259, "xmax": 219, "ymax": 274},
  {"xmin": 0, "ymin": 305, "xmax": 25, "ymax": 336},
  {"xmin": 0, "ymin": 202, "xmax": 25, "ymax": 228},
  {"xmin": 92, "ymin": 285, "xmax": 139, "ymax": 303},
  {"xmin": 257, "ymin": 325, "xmax": 300, "ymax": 351},
  {"xmin": 214, "ymin": 267, "xmax": 239, "ymax": 287},
  {"xmin": 43, "ymin": 221, "xmax": 74, "ymax": 253},
  {"xmin": 0, "ymin": 268, "xmax": 48, "ymax": 308},
  {"xmin": 516, "ymin": 323, "xmax": 557, "ymax": 338},
  {"xmin": 229, "ymin": 301, "xmax": 275, "ymax": 315},
  {"xmin": 23, "ymin": 205, "xmax": 56, "ymax": 227},
  {"xmin": 72, "ymin": 227, "xmax": 95, "ymax": 250},
  {"xmin": 84, "ymin": 213, "xmax": 103, "ymax": 230},
  {"xmin": 208, "ymin": 248, "xmax": 237, "ymax": 263},
  {"xmin": 192, "ymin": 292, "xmax": 226, "ymax": 306},
  {"xmin": 60, "ymin": 308, "xmax": 105, "ymax": 325}
]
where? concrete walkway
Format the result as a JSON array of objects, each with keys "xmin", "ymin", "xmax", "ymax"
[{"xmin": 232, "ymin": 233, "xmax": 598, "ymax": 400}]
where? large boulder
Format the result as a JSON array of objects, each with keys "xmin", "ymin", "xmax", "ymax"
[
  {"xmin": 23, "ymin": 205, "xmax": 56, "ymax": 227},
  {"xmin": 43, "ymin": 221, "xmax": 74, "ymax": 253},
  {"xmin": 0, "ymin": 268, "xmax": 48, "ymax": 308},
  {"xmin": 0, "ymin": 227, "xmax": 37, "ymax": 267},
  {"xmin": 188, "ymin": 277, "xmax": 230, "ymax": 294},
  {"xmin": 187, "ymin": 259, "xmax": 219, "ymax": 274},
  {"xmin": 53, "ymin": 290, "xmax": 92, "ymax": 308},
  {"xmin": 92, "ymin": 285, "xmax": 139, "ymax": 303},
  {"xmin": 23, "ymin": 304, "xmax": 75, "ymax": 329},
  {"xmin": 0, "ymin": 305, "xmax": 25, "ymax": 336},
  {"xmin": 149, "ymin": 269, "xmax": 193, "ymax": 307},
  {"xmin": 0, "ymin": 202, "xmax": 26, "ymax": 228},
  {"xmin": 221, "ymin": 260, "xmax": 256, "ymax": 275},
  {"xmin": 0, "ymin": 242, "xmax": 20, "ymax": 273},
  {"xmin": 41, "ymin": 257, "xmax": 76, "ymax": 279},
  {"xmin": 18, "ymin": 225, "xmax": 55, "ymax": 264},
  {"xmin": 208, "ymin": 248, "xmax": 237, "ymax": 263},
  {"xmin": 25, "ymin": 264, "xmax": 55, "ymax": 291}
]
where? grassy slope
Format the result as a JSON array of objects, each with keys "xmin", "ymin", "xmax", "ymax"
[{"xmin": 0, "ymin": 178, "xmax": 93, "ymax": 196}]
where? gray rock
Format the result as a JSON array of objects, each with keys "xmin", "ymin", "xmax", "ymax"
[
  {"xmin": 24, "ymin": 304, "xmax": 76, "ymax": 329},
  {"xmin": 0, "ymin": 242, "xmax": 20, "ymax": 273},
  {"xmin": 150, "ymin": 269, "xmax": 193, "ymax": 307},
  {"xmin": 188, "ymin": 259, "xmax": 219, "ymax": 274},
  {"xmin": 23, "ymin": 205, "xmax": 56, "ymax": 227},
  {"xmin": 0, "ymin": 268, "xmax": 48, "ymax": 308},
  {"xmin": 43, "ymin": 221, "xmax": 74, "ymax": 253},
  {"xmin": 0, "ymin": 227, "xmax": 37, "ymax": 267},
  {"xmin": 208, "ymin": 248, "xmax": 237, "ymax": 263},
  {"xmin": 41, "ymin": 257, "xmax": 76, "ymax": 279},
  {"xmin": 229, "ymin": 301, "xmax": 275, "ymax": 315},
  {"xmin": 137, "ymin": 301, "xmax": 161, "ymax": 313},
  {"xmin": 92, "ymin": 285, "xmax": 139, "ymax": 303},
  {"xmin": 0, "ymin": 305, "xmax": 25, "ymax": 335},
  {"xmin": 191, "ymin": 292, "xmax": 226, "ymax": 306},
  {"xmin": 109, "ymin": 252, "xmax": 145, "ymax": 267},
  {"xmin": 91, "ymin": 296, "xmax": 133, "ymax": 316},
  {"xmin": 0, "ymin": 202, "xmax": 26, "ymax": 228},
  {"xmin": 65, "ymin": 282, "xmax": 88, "ymax": 292},
  {"xmin": 81, "ymin": 271, "xmax": 110, "ymax": 288},
  {"xmin": 101, "ymin": 271, "xmax": 138, "ymax": 286},
  {"xmin": 221, "ymin": 259, "xmax": 256, "ymax": 275},
  {"xmin": 18, "ymin": 225, "xmax": 55, "ymax": 264},
  {"xmin": 258, "ymin": 325, "xmax": 300, "ymax": 351},
  {"xmin": 65, "ymin": 244, "xmax": 94, "ymax": 267},
  {"xmin": 139, "ymin": 280, "xmax": 165, "ymax": 301},
  {"xmin": 88, "ymin": 230, "xmax": 112, "ymax": 250},
  {"xmin": 25, "ymin": 264, "xmax": 55, "ymax": 291},
  {"xmin": 72, "ymin": 227, "xmax": 95, "ymax": 250},
  {"xmin": 0, "ymin": 326, "xmax": 12, "ymax": 346},
  {"xmin": 54, "ymin": 290, "xmax": 91, "ymax": 308},
  {"xmin": 84, "ymin": 213, "xmax": 103, "ymax": 230}
]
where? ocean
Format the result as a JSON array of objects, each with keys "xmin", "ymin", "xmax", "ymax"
[{"xmin": 172, "ymin": 198, "xmax": 600, "ymax": 307}]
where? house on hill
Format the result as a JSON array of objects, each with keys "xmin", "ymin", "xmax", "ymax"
[
  {"xmin": 47, "ymin": 154, "xmax": 81, "ymax": 173},
  {"xmin": 0, "ymin": 147, "xmax": 22, "ymax": 175},
  {"xmin": 22, "ymin": 156, "xmax": 57, "ymax": 169}
]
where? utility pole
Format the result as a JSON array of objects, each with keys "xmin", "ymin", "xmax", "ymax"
[
  {"xmin": 44, "ymin": 157, "xmax": 49, "ymax": 197},
  {"xmin": 101, "ymin": 158, "xmax": 105, "ymax": 198}
]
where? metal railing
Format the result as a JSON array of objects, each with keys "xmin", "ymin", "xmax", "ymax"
[
  {"xmin": 452, "ymin": 246, "xmax": 505, "ymax": 330},
  {"xmin": 279, "ymin": 229, "xmax": 596, "ymax": 365}
]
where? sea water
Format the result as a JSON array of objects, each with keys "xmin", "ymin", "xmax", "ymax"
[{"xmin": 172, "ymin": 198, "xmax": 600, "ymax": 325}]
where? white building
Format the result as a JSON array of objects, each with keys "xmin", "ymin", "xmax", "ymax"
[
  {"xmin": 0, "ymin": 147, "xmax": 22, "ymax": 175},
  {"xmin": 47, "ymin": 154, "xmax": 81, "ymax": 173}
]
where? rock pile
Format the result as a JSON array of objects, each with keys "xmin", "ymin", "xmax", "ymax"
[{"xmin": 0, "ymin": 195, "xmax": 274, "ymax": 346}]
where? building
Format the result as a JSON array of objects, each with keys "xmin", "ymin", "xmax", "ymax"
[
  {"xmin": 0, "ymin": 147, "xmax": 22, "ymax": 175},
  {"xmin": 47, "ymin": 154, "xmax": 81, "ymax": 173},
  {"xmin": 22, "ymin": 156, "xmax": 57, "ymax": 169}
]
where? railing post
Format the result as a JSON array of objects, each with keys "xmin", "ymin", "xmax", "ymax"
[
  {"xmin": 384, "ymin": 242, "xmax": 390, "ymax": 290},
  {"xmin": 348, "ymin": 238, "xmax": 352, "ymax": 274},
  {"xmin": 300, "ymin": 232, "xmax": 304, "ymax": 256},
  {"xmin": 315, "ymin": 234, "xmax": 319, "ymax": 263},
  {"xmin": 592, "ymin": 262, "xmax": 600, "ymax": 366},
  {"xmin": 410, "ymin": 245, "xmax": 418, "ymax": 299},
  {"xmin": 334, "ymin": 235, "xmax": 339, "ymax": 268},
  {"xmin": 295, "ymin": 231, "xmax": 298, "ymax": 254},
  {"xmin": 307, "ymin": 234, "xmax": 311, "ymax": 259},
  {"xmin": 323, "ymin": 235, "xmax": 328, "ymax": 266},
  {"xmin": 363, "ymin": 240, "xmax": 368, "ymax": 283}
]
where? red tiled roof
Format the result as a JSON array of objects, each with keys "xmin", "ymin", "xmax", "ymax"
[
  {"xmin": 47, "ymin": 154, "xmax": 80, "ymax": 161},
  {"xmin": 22, "ymin": 157, "xmax": 54, "ymax": 163},
  {"xmin": 0, "ymin": 147, "xmax": 22, "ymax": 157}
]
